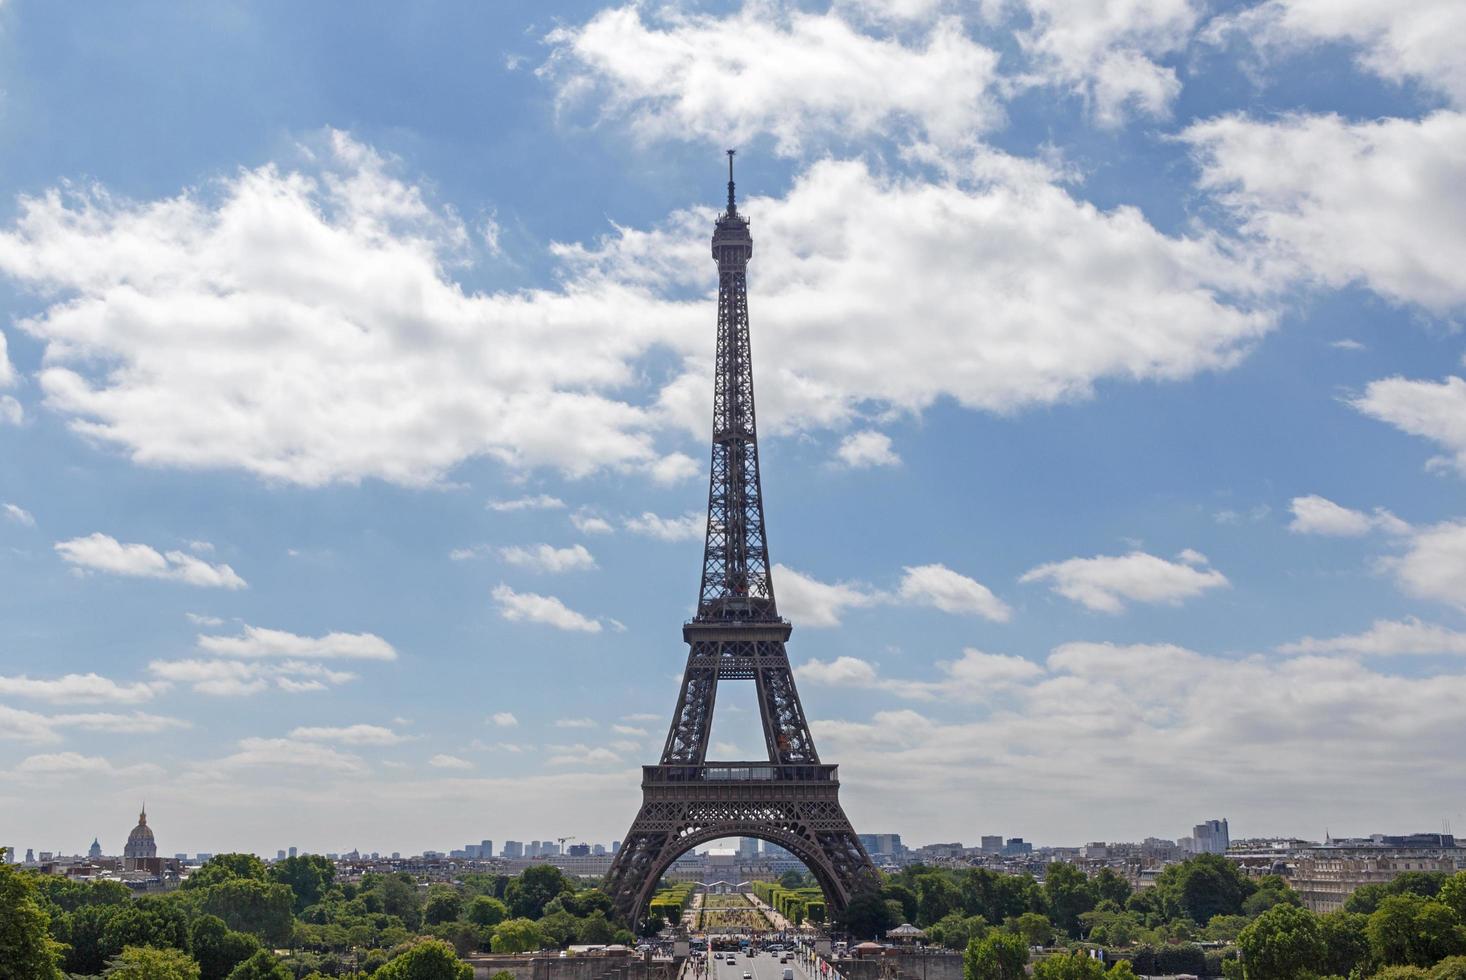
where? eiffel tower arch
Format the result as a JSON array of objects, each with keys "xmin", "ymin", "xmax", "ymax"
[{"xmin": 605, "ymin": 153, "xmax": 877, "ymax": 932}]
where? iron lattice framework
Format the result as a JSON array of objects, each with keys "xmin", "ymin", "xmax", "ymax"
[{"xmin": 606, "ymin": 154, "xmax": 876, "ymax": 931}]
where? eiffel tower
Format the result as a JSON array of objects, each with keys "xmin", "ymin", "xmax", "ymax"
[{"xmin": 605, "ymin": 152, "xmax": 877, "ymax": 931}]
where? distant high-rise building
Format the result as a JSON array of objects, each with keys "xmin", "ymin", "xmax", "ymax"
[
  {"xmin": 858, "ymin": 834, "xmax": 905, "ymax": 858},
  {"xmin": 611, "ymin": 841, "xmax": 621, "ymax": 854},
  {"xmin": 980, "ymin": 836, "xmax": 1004, "ymax": 853},
  {"xmin": 391, "ymin": 852, "xmax": 401, "ymax": 860},
  {"xmin": 480, "ymin": 840, "xmax": 493, "ymax": 858},
  {"xmin": 1003, "ymin": 838, "xmax": 1032, "ymax": 856},
  {"xmin": 288, "ymin": 846, "xmax": 298, "ymax": 858},
  {"xmin": 24, "ymin": 849, "xmax": 35, "ymax": 863},
  {"xmin": 568, "ymin": 843, "xmax": 590, "ymax": 857},
  {"xmin": 89, "ymin": 838, "xmax": 103, "ymax": 860},
  {"xmin": 502, "ymin": 840, "xmax": 523, "ymax": 858},
  {"xmin": 1190, "ymin": 819, "xmax": 1229, "ymax": 855},
  {"xmin": 276, "ymin": 850, "xmax": 286, "ymax": 861},
  {"xmin": 175, "ymin": 853, "xmax": 187, "ymax": 861},
  {"xmin": 593, "ymin": 843, "xmax": 607, "ymax": 855},
  {"xmin": 738, "ymin": 837, "xmax": 760, "ymax": 859}
]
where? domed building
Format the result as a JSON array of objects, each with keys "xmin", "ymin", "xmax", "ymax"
[
  {"xmin": 88, "ymin": 837, "xmax": 102, "ymax": 860},
  {"xmin": 123, "ymin": 805, "xmax": 157, "ymax": 868}
]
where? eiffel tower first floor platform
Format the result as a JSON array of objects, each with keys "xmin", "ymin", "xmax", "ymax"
[{"xmin": 604, "ymin": 762, "xmax": 875, "ymax": 931}]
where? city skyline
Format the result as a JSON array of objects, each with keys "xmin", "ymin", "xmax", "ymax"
[{"xmin": 2, "ymin": 0, "xmax": 1466, "ymax": 853}]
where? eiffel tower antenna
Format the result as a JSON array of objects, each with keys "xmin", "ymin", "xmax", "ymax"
[{"xmin": 605, "ymin": 153, "xmax": 876, "ymax": 932}]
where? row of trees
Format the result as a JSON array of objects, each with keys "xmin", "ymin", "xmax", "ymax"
[
  {"xmin": 3, "ymin": 849, "xmax": 631, "ymax": 978},
  {"xmin": 867, "ymin": 857, "xmax": 1466, "ymax": 980}
]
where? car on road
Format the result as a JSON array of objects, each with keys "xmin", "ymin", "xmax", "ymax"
[{"xmin": 743, "ymin": 972, "xmax": 752, "ymax": 978}]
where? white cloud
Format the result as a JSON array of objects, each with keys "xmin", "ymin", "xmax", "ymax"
[
  {"xmin": 546, "ymin": 744, "xmax": 622, "ymax": 767},
  {"xmin": 3, "ymin": 503, "xmax": 34, "ymax": 526},
  {"xmin": 797, "ymin": 655, "xmax": 881, "ymax": 687},
  {"xmin": 449, "ymin": 544, "xmax": 491, "ymax": 561},
  {"xmin": 498, "ymin": 542, "xmax": 597, "ymax": 573},
  {"xmin": 1020, "ymin": 549, "xmax": 1229, "ymax": 612},
  {"xmin": 1209, "ymin": 0, "xmax": 1466, "ymax": 107},
  {"xmin": 54, "ymin": 533, "xmax": 247, "ymax": 589},
  {"xmin": 622, "ymin": 510, "xmax": 704, "ymax": 542},
  {"xmin": 487, "ymin": 495, "xmax": 566, "ymax": 512},
  {"xmin": 491, "ymin": 584, "xmax": 602, "ymax": 632},
  {"xmin": 489, "ymin": 712, "xmax": 519, "ymax": 728},
  {"xmin": 289, "ymin": 724, "xmax": 414, "ymax": 745},
  {"xmin": 184, "ymin": 612, "xmax": 225, "ymax": 626},
  {"xmin": 0, "ymin": 672, "xmax": 165, "ymax": 705},
  {"xmin": 0, "ymin": 706, "xmax": 189, "ymax": 744},
  {"xmin": 0, "ymin": 395, "xmax": 21, "ymax": 426},
  {"xmin": 1279, "ymin": 617, "xmax": 1466, "ymax": 657},
  {"xmin": 544, "ymin": 5, "xmax": 1002, "ymax": 155},
  {"xmin": 835, "ymin": 430, "xmax": 901, "ymax": 468},
  {"xmin": 772, "ymin": 563, "xmax": 881, "ymax": 628},
  {"xmin": 798, "ymin": 648, "xmax": 1042, "ymax": 701},
  {"xmin": 1389, "ymin": 520, "xmax": 1466, "ymax": 610},
  {"xmin": 0, "ymin": 133, "xmax": 692, "ymax": 488},
  {"xmin": 208, "ymin": 737, "xmax": 366, "ymax": 774},
  {"xmin": 813, "ymin": 639, "xmax": 1466, "ymax": 840},
  {"xmin": 196, "ymin": 624, "xmax": 397, "ymax": 660},
  {"xmin": 1352, "ymin": 376, "xmax": 1466, "ymax": 478},
  {"xmin": 570, "ymin": 510, "xmax": 614, "ymax": 535},
  {"xmin": 1, "ymin": 136, "xmax": 1274, "ymax": 490},
  {"xmin": 897, "ymin": 563, "xmax": 1012, "ymax": 621},
  {"xmin": 0, "ymin": 328, "xmax": 15, "ymax": 388},
  {"xmin": 1183, "ymin": 110, "xmax": 1466, "ymax": 312},
  {"xmin": 147, "ymin": 659, "xmax": 356, "ymax": 696},
  {"xmin": 1331, "ymin": 339, "xmax": 1365, "ymax": 351},
  {"xmin": 999, "ymin": 0, "xmax": 1201, "ymax": 124},
  {"xmin": 16, "ymin": 752, "xmax": 163, "ymax": 778},
  {"xmin": 428, "ymin": 753, "xmax": 474, "ymax": 770},
  {"xmin": 610, "ymin": 723, "xmax": 649, "ymax": 736},
  {"xmin": 554, "ymin": 717, "xmax": 597, "ymax": 729},
  {"xmin": 1287, "ymin": 494, "xmax": 1410, "ymax": 536}
]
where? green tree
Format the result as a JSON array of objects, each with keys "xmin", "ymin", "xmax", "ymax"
[
  {"xmin": 1201, "ymin": 915, "xmax": 1249, "ymax": 942},
  {"xmin": 1347, "ymin": 873, "xmax": 1449, "ymax": 915},
  {"xmin": 1441, "ymin": 874, "xmax": 1466, "ymax": 921},
  {"xmin": 505, "ymin": 865, "xmax": 571, "ymax": 920},
  {"xmin": 423, "ymin": 886, "xmax": 463, "ymax": 926},
  {"xmin": 100, "ymin": 904, "xmax": 190, "ymax": 959},
  {"xmin": 929, "ymin": 913, "xmax": 989, "ymax": 950},
  {"xmin": 883, "ymin": 884, "xmax": 920, "ymax": 924},
  {"xmin": 965, "ymin": 932, "xmax": 1028, "ymax": 980},
  {"xmin": 490, "ymin": 918, "xmax": 545, "ymax": 953},
  {"xmin": 1236, "ymin": 903, "xmax": 1324, "ymax": 980},
  {"xmin": 1044, "ymin": 864, "xmax": 1097, "ymax": 937},
  {"xmin": 191, "ymin": 914, "xmax": 263, "ymax": 980},
  {"xmin": 375, "ymin": 938, "xmax": 472, "ymax": 980},
  {"xmin": 1369, "ymin": 894, "xmax": 1466, "ymax": 967},
  {"xmin": 1091, "ymin": 869, "xmax": 1131, "ymax": 908},
  {"xmin": 1431, "ymin": 957, "xmax": 1466, "ymax": 980},
  {"xmin": 267, "ymin": 855, "xmax": 335, "ymax": 913},
  {"xmin": 1373, "ymin": 969, "xmax": 1430, "ymax": 980},
  {"xmin": 1153, "ymin": 854, "xmax": 1254, "ymax": 924},
  {"xmin": 560, "ymin": 889, "xmax": 614, "ymax": 919},
  {"xmin": 201, "ymin": 879, "xmax": 296, "ymax": 945},
  {"xmin": 536, "ymin": 909, "xmax": 580, "ymax": 948},
  {"xmin": 1014, "ymin": 912, "xmax": 1055, "ymax": 948},
  {"xmin": 225, "ymin": 950, "xmax": 292, "ymax": 979},
  {"xmin": 576, "ymin": 912, "xmax": 618, "ymax": 945},
  {"xmin": 837, "ymin": 890, "xmax": 899, "ymax": 939},
  {"xmin": 0, "ymin": 859, "xmax": 64, "ymax": 979},
  {"xmin": 104, "ymin": 945, "xmax": 201, "ymax": 979},
  {"xmin": 918, "ymin": 876, "xmax": 963, "ymax": 927},
  {"xmin": 1106, "ymin": 962, "xmax": 1138, "ymax": 980},
  {"xmin": 1241, "ymin": 876, "xmax": 1302, "ymax": 916},
  {"xmin": 780, "ymin": 870, "xmax": 807, "ymax": 890},
  {"xmin": 465, "ymin": 895, "xmax": 509, "ymax": 928},
  {"xmin": 187, "ymin": 854, "xmax": 268, "ymax": 890},
  {"xmin": 1030, "ymin": 952, "xmax": 1108, "ymax": 980},
  {"xmin": 1316, "ymin": 910, "xmax": 1371, "ymax": 978}
]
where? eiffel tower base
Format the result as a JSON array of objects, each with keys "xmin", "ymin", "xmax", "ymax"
[{"xmin": 605, "ymin": 763, "xmax": 873, "ymax": 932}]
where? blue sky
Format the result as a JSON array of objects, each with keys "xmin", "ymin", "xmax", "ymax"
[{"xmin": 2, "ymin": 0, "xmax": 1465, "ymax": 858}]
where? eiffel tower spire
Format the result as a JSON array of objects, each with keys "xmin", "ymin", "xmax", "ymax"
[
  {"xmin": 698, "ymin": 147, "xmax": 777, "ymax": 624},
  {"xmin": 604, "ymin": 154, "xmax": 876, "ymax": 932}
]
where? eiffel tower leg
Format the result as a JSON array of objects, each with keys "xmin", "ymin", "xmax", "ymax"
[
  {"xmin": 604, "ymin": 777, "xmax": 877, "ymax": 932},
  {"xmin": 660, "ymin": 657, "xmax": 718, "ymax": 765},
  {"xmin": 754, "ymin": 660, "xmax": 818, "ymax": 765}
]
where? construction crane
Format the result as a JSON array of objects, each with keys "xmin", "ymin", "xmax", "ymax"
[{"xmin": 556, "ymin": 836, "xmax": 575, "ymax": 854}]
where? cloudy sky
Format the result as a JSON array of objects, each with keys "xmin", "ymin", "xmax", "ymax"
[{"xmin": 2, "ymin": 0, "xmax": 1465, "ymax": 858}]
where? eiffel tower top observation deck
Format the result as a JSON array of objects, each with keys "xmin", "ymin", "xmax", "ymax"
[{"xmin": 603, "ymin": 154, "xmax": 876, "ymax": 932}]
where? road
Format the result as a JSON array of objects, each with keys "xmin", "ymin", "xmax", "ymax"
[{"xmin": 706, "ymin": 949, "xmax": 816, "ymax": 980}]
